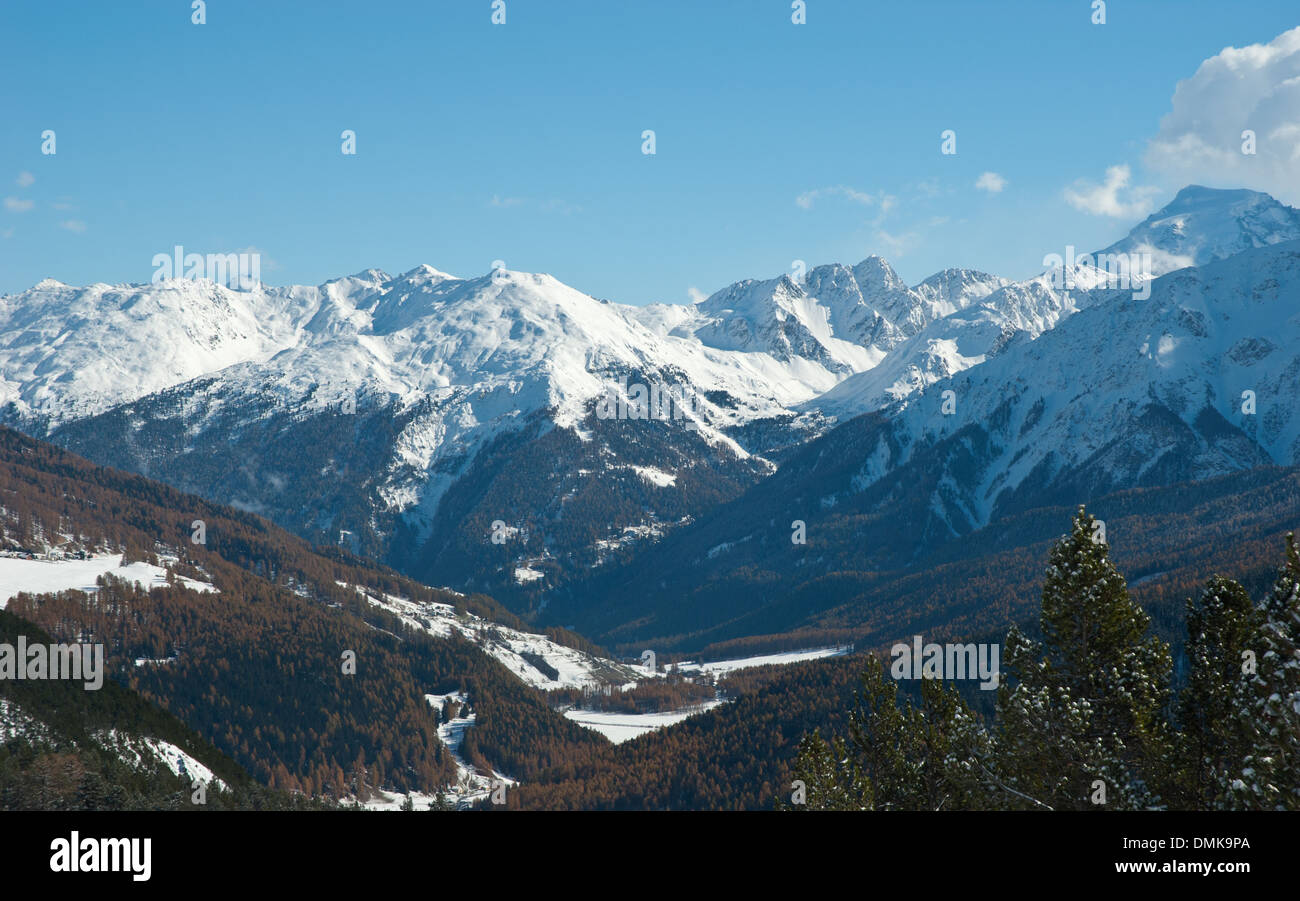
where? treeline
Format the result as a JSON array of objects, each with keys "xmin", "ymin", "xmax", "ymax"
[{"xmin": 789, "ymin": 507, "xmax": 1300, "ymax": 811}]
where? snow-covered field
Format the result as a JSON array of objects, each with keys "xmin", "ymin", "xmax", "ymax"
[
  {"xmin": 560, "ymin": 647, "xmax": 852, "ymax": 743},
  {"xmin": 563, "ymin": 700, "xmax": 725, "ymax": 744},
  {"xmin": 673, "ymin": 645, "xmax": 852, "ymax": 675},
  {"xmin": 0, "ymin": 553, "xmax": 216, "ymax": 608}
]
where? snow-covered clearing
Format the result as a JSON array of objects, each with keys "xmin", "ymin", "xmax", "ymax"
[
  {"xmin": 0, "ymin": 554, "xmax": 216, "ymax": 608},
  {"xmin": 562, "ymin": 700, "xmax": 725, "ymax": 744}
]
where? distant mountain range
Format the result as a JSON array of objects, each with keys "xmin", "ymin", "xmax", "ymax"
[{"xmin": 3, "ymin": 185, "xmax": 1299, "ymax": 622}]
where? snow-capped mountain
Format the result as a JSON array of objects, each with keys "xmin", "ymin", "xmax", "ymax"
[
  {"xmin": 843, "ymin": 236, "xmax": 1300, "ymax": 535},
  {"xmin": 548, "ymin": 228, "xmax": 1300, "ymax": 647},
  {"xmin": 806, "ymin": 186, "xmax": 1300, "ymax": 421},
  {"xmin": 810, "ymin": 263, "xmax": 1127, "ymax": 419},
  {"xmin": 1097, "ymin": 185, "xmax": 1300, "ymax": 276},
  {"xmin": 22, "ymin": 265, "xmax": 851, "ymax": 608},
  {"xmin": 0, "ymin": 272, "xmax": 389, "ymax": 430},
  {"xmin": 649, "ymin": 258, "xmax": 1009, "ymax": 380},
  {"xmin": 682, "ymin": 273, "xmax": 877, "ymax": 374},
  {"xmin": 6, "ymin": 184, "xmax": 1297, "ymax": 615},
  {"xmin": 0, "ymin": 252, "xmax": 1021, "ymax": 609},
  {"xmin": 2, "ymin": 265, "xmax": 844, "ymax": 443}
]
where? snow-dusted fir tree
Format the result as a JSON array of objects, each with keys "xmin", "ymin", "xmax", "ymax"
[
  {"xmin": 996, "ymin": 507, "xmax": 1173, "ymax": 810},
  {"xmin": 787, "ymin": 730, "xmax": 868, "ymax": 811},
  {"xmin": 1178, "ymin": 576, "xmax": 1260, "ymax": 809},
  {"xmin": 789, "ymin": 656, "xmax": 994, "ymax": 810},
  {"xmin": 1228, "ymin": 533, "xmax": 1300, "ymax": 810}
]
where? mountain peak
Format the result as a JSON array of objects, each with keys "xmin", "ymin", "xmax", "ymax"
[
  {"xmin": 852, "ymin": 255, "xmax": 901, "ymax": 283},
  {"xmin": 1165, "ymin": 184, "xmax": 1272, "ymax": 207},
  {"xmin": 399, "ymin": 264, "xmax": 457, "ymax": 284},
  {"xmin": 1098, "ymin": 184, "xmax": 1300, "ymax": 276},
  {"xmin": 345, "ymin": 268, "xmax": 391, "ymax": 283}
]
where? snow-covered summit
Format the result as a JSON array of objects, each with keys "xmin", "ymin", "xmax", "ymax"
[{"xmin": 1098, "ymin": 185, "xmax": 1300, "ymax": 276}]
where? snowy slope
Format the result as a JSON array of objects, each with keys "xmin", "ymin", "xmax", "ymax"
[
  {"xmin": 1097, "ymin": 185, "xmax": 1300, "ymax": 276},
  {"xmin": 96, "ymin": 730, "xmax": 228, "ymax": 790},
  {"xmin": 344, "ymin": 582, "xmax": 643, "ymax": 689},
  {"xmin": 0, "ymin": 272, "xmax": 388, "ymax": 430},
  {"xmin": 1, "ymin": 699, "xmax": 228, "ymax": 791},
  {"xmin": 811, "ymin": 265, "xmax": 1122, "ymax": 419},
  {"xmin": 845, "ymin": 237, "xmax": 1300, "ymax": 532},
  {"xmin": 0, "ymin": 553, "xmax": 217, "ymax": 608}
]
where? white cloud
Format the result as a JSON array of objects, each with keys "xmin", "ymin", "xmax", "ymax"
[
  {"xmin": 490, "ymin": 194, "xmax": 526, "ymax": 208},
  {"xmin": 975, "ymin": 171, "xmax": 1007, "ymax": 193},
  {"xmin": 59, "ymin": 220, "xmax": 86, "ymax": 233},
  {"xmin": 796, "ymin": 185, "xmax": 879, "ymax": 210},
  {"xmin": 1124, "ymin": 242, "xmax": 1194, "ymax": 275},
  {"xmin": 1063, "ymin": 164, "xmax": 1161, "ymax": 218},
  {"xmin": 1145, "ymin": 26, "xmax": 1300, "ymax": 203},
  {"xmin": 15, "ymin": 172, "xmax": 34, "ymax": 187},
  {"xmin": 4, "ymin": 197, "xmax": 34, "ymax": 213},
  {"xmin": 687, "ymin": 286, "xmax": 707, "ymax": 303}
]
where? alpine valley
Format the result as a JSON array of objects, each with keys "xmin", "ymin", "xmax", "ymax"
[{"xmin": 3, "ymin": 185, "xmax": 1300, "ymax": 809}]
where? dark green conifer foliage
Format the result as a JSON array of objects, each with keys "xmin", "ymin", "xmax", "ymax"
[
  {"xmin": 1177, "ymin": 576, "xmax": 1259, "ymax": 809},
  {"xmin": 1230, "ymin": 533, "xmax": 1300, "ymax": 810},
  {"xmin": 995, "ymin": 507, "xmax": 1173, "ymax": 809}
]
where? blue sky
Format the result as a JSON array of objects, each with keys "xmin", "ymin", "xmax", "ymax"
[{"xmin": 2, "ymin": 0, "xmax": 1298, "ymax": 302}]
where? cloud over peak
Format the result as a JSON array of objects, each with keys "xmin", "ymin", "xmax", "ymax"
[{"xmin": 1145, "ymin": 26, "xmax": 1300, "ymax": 204}]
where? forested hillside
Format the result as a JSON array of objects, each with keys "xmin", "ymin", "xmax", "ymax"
[
  {"xmin": 0, "ymin": 426, "xmax": 603, "ymax": 798},
  {"xmin": 0, "ymin": 608, "xmax": 324, "ymax": 810}
]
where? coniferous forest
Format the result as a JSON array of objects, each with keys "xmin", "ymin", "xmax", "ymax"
[
  {"xmin": 1, "ymin": 424, "xmax": 1297, "ymax": 812},
  {"xmin": 788, "ymin": 509, "xmax": 1300, "ymax": 812}
]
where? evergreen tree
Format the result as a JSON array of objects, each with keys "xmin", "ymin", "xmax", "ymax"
[
  {"xmin": 1177, "ymin": 576, "xmax": 1259, "ymax": 809},
  {"xmin": 787, "ymin": 730, "xmax": 866, "ymax": 810},
  {"xmin": 994, "ymin": 625, "xmax": 1096, "ymax": 809},
  {"xmin": 1229, "ymin": 533, "xmax": 1300, "ymax": 810},
  {"xmin": 910, "ymin": 676, "xmax": 997, "ymax": 810},
  {"xmin": 996, "ymin": 507, "xmax": 1173, "ymax": 810},
  {"xmin": 789, "ymin": 656, "xmax": 994, "ymax": 810}
]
